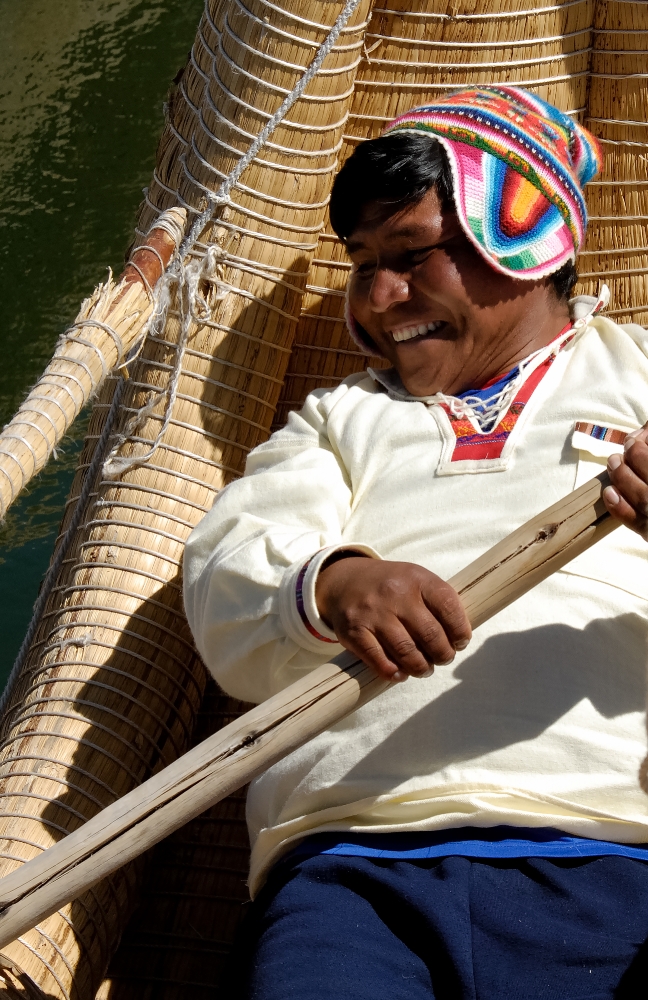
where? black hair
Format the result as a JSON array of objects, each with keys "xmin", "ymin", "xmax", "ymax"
[
  {"xmin": 330, "ymin": 132, "xmax": 453, "ymax": 241},
  {"xmin": 329, "ymin": 131, "xmax": 578, "ymax": 301}
]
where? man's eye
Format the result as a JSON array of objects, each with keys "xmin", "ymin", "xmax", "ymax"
[
  {"xmin": 409, "ymin": 246, "xmax": 435, "ymax": 264},
  {"xmin": 355, "ymin": 262, "xmax": 376, "ymax": 276}
]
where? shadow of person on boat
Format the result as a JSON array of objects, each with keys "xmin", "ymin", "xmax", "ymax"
[
  {"xmin": 38, "ymin": 572, "xmax": 252, "ymax": 994},
  {"xmin": 186, "ymin": 249, "xmax": 313, "ymax": 485},
  {"xmin": 0, "ymin": 963, "xmax": 61, "ymax": 1000},
  {"xmin": 325, "ymin": 613, "xmax": 647, "ymax": 800},
  {"xmin": 37, "ymin": 576, "xmax": 211, "ymax": 996}
]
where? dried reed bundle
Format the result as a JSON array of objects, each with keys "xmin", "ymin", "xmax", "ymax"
[
  {"xmin": 0, "ymin": 0, "xmax": 372, "ymax": 996},
  {"xmin": 0, "ymin": 210, "xmax": 185, "ymax": 521},
  {"xmin": 274, "ymin": 0, "xmax": 597, "ymax": 429},
  {"xmin": 575, "ymin": 0, "xmax": 648, "ymax": 324}
]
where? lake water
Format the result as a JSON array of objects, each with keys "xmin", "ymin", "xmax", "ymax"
[{"xmin": 0, "ymin": 0, "xmax": 204, "ymax": 683}]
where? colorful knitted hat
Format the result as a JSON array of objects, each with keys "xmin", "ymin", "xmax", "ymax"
[
  {"xmin": 381, "ymin": 86, "xmax": 601, "ymax": 281},
  {"xmin": 345, "ymin": 86, "xmax": 602, "ymax": 354}
]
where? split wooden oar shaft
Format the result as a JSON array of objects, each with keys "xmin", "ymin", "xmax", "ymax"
[
  {"xmin": 0, "ymin": 471, "xmax": 617, "ymax": 948},
  {"xmin": 0, "ymin": 208, "xmax": 185, "ymax": 519}
]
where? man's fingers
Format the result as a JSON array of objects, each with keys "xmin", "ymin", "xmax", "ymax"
[
  {"xmin": 338, "ymin": 624, "xmax": 405, "ymax": 682},
  {"xmin": 420, "ymin": 578, "xmax": 472, "ymax": 650},
  {"xmin": 397, "ymin": 609, "xmax": 458, "ymax": 669},
  {"xmin": 322, "ymin": 561, "xmax": 472, "ymax": 680},
  {"xmin": 377, "ymin": 622, "xmax": 440, "ymax": 677},
  {"xmin": 607, "ymin": 443, "xmax": 648, "ymax": 536},
  {"xmin": 624, "ymin": 434, "xmax": 648, "ymax": 488}
]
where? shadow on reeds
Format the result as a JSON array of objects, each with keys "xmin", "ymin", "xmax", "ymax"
[
  {"xmin": 40, "ymin": 581, "xmax": 252, "ymax": 996},
  {"xmin": 37, "ymin": 259, "xmax": 319, "ymax": 994},
  {"xmin": 0, "ymin": 976, "xmax": 60, "ymax": 1000},
  {"xmin": 189, "ymin": 247, "xmax": 313, "ymax": 478}
]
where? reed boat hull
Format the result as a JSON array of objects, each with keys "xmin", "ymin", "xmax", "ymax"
[{"xmin": 0, "ymin": 1, "xmax": 646, "ymax": 997}]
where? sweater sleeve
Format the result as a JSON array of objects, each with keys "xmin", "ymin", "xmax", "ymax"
[{"xmin": 183, "ymin": 386, "xmax": 379, "ymax": 704}]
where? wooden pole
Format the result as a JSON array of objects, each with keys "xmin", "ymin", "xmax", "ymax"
[{"xmin": 0, "ymin": 471, "xmax": 617, "ymax": 947}]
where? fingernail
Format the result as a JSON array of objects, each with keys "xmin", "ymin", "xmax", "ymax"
[
  {"xmin": 391, "ymin": 671, "xmax": 408, "ymax": 683},
  {"xmin": 603, "ymin": 485, "xmax": 620, "ymax": 505},
  {"xmin": 624, "ymin": 436, "xmax": 636, "ymax": 453},
  {"xmin": 454, "ymin": 639, "xmax": 470, "ymax": 651},
  {"xmin": 608, "ymin": 453, "xmax": 622, "ymax": 471},
  {"xmin": 439, "ymin": 655, "xmax": 455, "ymax": 666}
]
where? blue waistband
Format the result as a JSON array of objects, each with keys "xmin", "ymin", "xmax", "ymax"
[{"xmin": 283, "ymin": 827, "xmax": 648, "ymax": 864}]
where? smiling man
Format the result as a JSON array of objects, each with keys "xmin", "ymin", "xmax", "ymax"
[{"xmin": 184, "ymin": 88, "xmax": 648, "ymax": 998}]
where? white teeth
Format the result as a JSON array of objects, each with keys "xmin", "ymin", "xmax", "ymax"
[{"xmin": 392, "ymin": 320, "xmax": 443, "ymax": 343}]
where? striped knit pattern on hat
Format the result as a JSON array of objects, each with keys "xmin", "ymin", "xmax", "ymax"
[{"xmin": 381, "ymin": 86, "xmax": 602, "ymax": 281}]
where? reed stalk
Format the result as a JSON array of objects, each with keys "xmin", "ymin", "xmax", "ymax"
[
  {"xmin": 576, "ymin": 0, "xmax": 648, "ymax": 324},
  {"xmin": 0, "ymin": 210, "xmax": 185, "ymax": 521}
]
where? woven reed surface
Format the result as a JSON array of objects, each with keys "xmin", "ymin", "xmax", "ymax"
[
  {"xmin": 273, "ymin": 0, "xmax": 597, "ymax": 429},
  {"xmin": 0, "ymin": 1, "xmax": 644, "ymax": 997},
  {"xmin": 575, "ymin": 0, "xmax": 648, "ymax": 323},
  {"xmin": 95, "ymin": 682, "xmax": 251, "ymax": 1000},
  {"xmin": 0, "ymin": 1, "xmax": 371, "ymax": 996}
]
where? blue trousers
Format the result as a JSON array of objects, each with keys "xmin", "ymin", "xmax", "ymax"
[{"xmin": 225, "ymin": 853, "xmax": 648, "ymax": 999}]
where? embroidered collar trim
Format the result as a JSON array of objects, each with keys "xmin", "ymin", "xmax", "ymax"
[{"xmin": 368, "ymin": 287, "xmax": 609, "ymax": 473}]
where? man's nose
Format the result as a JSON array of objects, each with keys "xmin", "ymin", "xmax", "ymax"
[{"xmin": 368, "ymin": 267, "xmax": 410, "ymax": 313}]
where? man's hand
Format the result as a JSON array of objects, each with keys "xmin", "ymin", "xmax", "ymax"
[
  {"xmin": 315, "ymin": 557, "xmax": 471, "ymax": 682},
  {"xmin": 605, "ymin": 423, "xmax": 648, "ymax": 538}
]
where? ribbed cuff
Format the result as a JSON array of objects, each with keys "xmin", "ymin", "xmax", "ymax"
[{"xmin": 278, "ymin": 544, "xmax": 381, "ymax": 653}]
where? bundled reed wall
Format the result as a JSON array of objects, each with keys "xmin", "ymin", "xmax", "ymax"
[
  {"xmin": 575, "ymin": 0, "xmax": 648, "ymax": 324},
  {"xmin": 0, "ymin": 0, "xmax": 371, "ymax": 996},
  {"xmin": 273, "ymin": 0, "xmax": 596, "ymax": 429}
]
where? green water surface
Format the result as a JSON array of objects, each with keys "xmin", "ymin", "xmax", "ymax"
[{"xmin": 0, "ymin": 0, "xmax": 205, "ymax": 684}]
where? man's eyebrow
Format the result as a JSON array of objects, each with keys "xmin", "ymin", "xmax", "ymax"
[{"xmin": 345, "ymin": 224, "xmax": 437, "ymax": 254}]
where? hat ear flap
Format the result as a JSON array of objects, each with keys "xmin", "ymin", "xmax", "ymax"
[
  {"xmin": 344, "ymin": 279, "xmax": 383, "ymax": 356},
  {"xmin": 571, "ymin": 121, "xmax": 603, "ymax": 188},
  {"xmin": 499, "ymin": 168, "xmax": 553, "ymax": 239}
]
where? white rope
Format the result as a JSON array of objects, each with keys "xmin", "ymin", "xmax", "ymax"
[
  {"xmin": 361, "ymin": 49, "xmax": 592, "ymax": 71},
  {"xmin": 361, "ymin": 70, "xmax": 591, "ymax": 89},
  {"xmin": 201, "ymin": 87, "xmax": 344, "ymax": 158},
  {"xmin": 178, "ymin": 0, "xmax": 363, "ymax": 258},
  {"xmin": 586, "ymin": 117, "xmax": 648, "ymax": 127},
  {"xmin": 364, "ymin": 26, "xmax": 591, "ymax": 49},
  {"xmin": 188, "ymin": 136, "xmax": 333, "ymax": 210},
  {"xmin": 433, "ymin": 327, "xmax": 578, "ymax": 434},
  {"xmin": 105, "ymin": 0, "xmax": 362, "ymax": 480},
  {"xmin": 229, "ymin": 0, "xmax": 366, "ymax": 49},
  {"xmin": 223, "ymin": 10, "xmax": 363, "ymax": 75},
  {"xmin": 371, "ymin": 0, "xmax": 589, "ymax": 18}
]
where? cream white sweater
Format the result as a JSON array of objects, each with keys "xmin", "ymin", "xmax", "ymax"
[{"xmin": 184, "ymin": 306, "xmax": 648, "ymax": 895}]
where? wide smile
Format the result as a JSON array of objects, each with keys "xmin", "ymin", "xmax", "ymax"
[{"xmin": 391, "ymin": 320, "xmax": 445, "ymax": 344}]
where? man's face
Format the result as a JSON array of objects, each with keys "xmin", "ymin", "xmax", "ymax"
[{"xmin": 346, "ymin": 187, "xmax": 562, "ymax": 397}]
